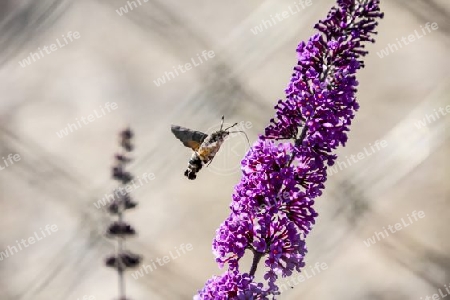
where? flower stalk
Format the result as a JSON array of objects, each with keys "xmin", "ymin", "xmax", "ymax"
[{"xmin": 105, "ymin": 128, "xmax": 142, "ymax": 300}]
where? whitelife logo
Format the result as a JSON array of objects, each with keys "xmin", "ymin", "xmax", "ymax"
[
  {"xmin": 328, "ymin": 140, "xmax": 388, "ymax": 176},
  {"xmin": 250, "ymin": 0, "xmax": 313, "ymax": 35},
  {"xmin": 414, "ymin": 105, "xmax": 450, "ymax": 129},
  {"xmin": 18, "ymin": 31, "xmax": 80, "ymax": 68},
  {"xmin": 116, "ymin": 0, "xmax": 149, "ymax": 16},
  {"xmin": 0, "ymin": 224, "xmax": 59, "ymax": 261},
  {"xmin": 206, "ymin": 120, "xmax": 253, "ymax": 176},
  {"xmin": 363, "ymin": 210, "xmax": 425, "ymax": 247},
  {"xmin": 56, "ymin": 102, "xmax": 118, "ymax": 138},
  {"xmin": 131, "ymin": 243, "xmax": 193, "ymax": 280},
  {"xmin": 153, "ymin": 50, "xmax": 215, "ymax": 87},
  {"xmin": 420, "ymin": 283, "xmax": 450, "ymax": 300},
  {"xmin": 278, "ymin": 262, "xmax": 328, "ymax": 292},
  {"xmin": 376, "ymin": 22, "xmax": 438, "ymax": 58},
  {"xmin": 0, "ymin": 154, "xmax": 21, "ymax": 171},
  {"xmin": 93, "ymin": 172, "xmax": 155, "ymax": 209}
]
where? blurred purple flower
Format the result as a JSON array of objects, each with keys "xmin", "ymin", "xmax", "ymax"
[{"xmin": 196, "ymin": 0, "xmax": 383, "ymax": 298}]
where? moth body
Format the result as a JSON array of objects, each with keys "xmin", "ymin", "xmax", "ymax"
[{"xmin": 171, "ymin": 116, "xmax": 247, "ymax": 180}]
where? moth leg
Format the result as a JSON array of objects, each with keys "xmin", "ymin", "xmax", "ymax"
[{"xmin": 206, "ymin": 156, "xmax": 216, "ymax": 167}]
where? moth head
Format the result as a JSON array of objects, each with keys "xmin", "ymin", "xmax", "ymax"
[{"xmin": 218, "ymin": 130, "xmax": 231, "ymax": 138}]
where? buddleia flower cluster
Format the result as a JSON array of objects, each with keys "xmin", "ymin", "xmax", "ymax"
[{"xmin": 195, "ymin": 0, "xmax": 383, "ymax": 299}]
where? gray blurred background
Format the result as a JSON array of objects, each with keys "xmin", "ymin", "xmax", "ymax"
[{"xmin": 0, "ymin": 0, "xmax": 449, "ymax": 299}]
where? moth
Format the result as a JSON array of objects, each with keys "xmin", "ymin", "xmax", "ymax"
[{"xmin": 171, "ymin": 116, "xmax": 249, "ymax": 180}]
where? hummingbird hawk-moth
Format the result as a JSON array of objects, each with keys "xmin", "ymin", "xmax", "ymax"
[{"xmin": 171, "ymin": 116, "xmax": 249, "ymax": 180}]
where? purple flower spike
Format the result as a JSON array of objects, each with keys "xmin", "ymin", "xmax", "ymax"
[{"xmin": 196, "ymin": 1, "xmax": 383, "ymax": 299}]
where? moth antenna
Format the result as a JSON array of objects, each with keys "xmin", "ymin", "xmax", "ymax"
[
  {"xmin": 224, "ymin": 122, "xmax": 238, "ymax": 131},
  {"xmin": 220, "ymin": 115, "xmax": 225, "ymax": 130},
  {"xmin": 228, "ymin": 130, "xmax": 251, "ymax": 148}
]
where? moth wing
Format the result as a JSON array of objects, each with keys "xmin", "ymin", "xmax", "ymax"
[{"xmin": 171, "ymin": 125, "xmax": 208, "ymax": 151}]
